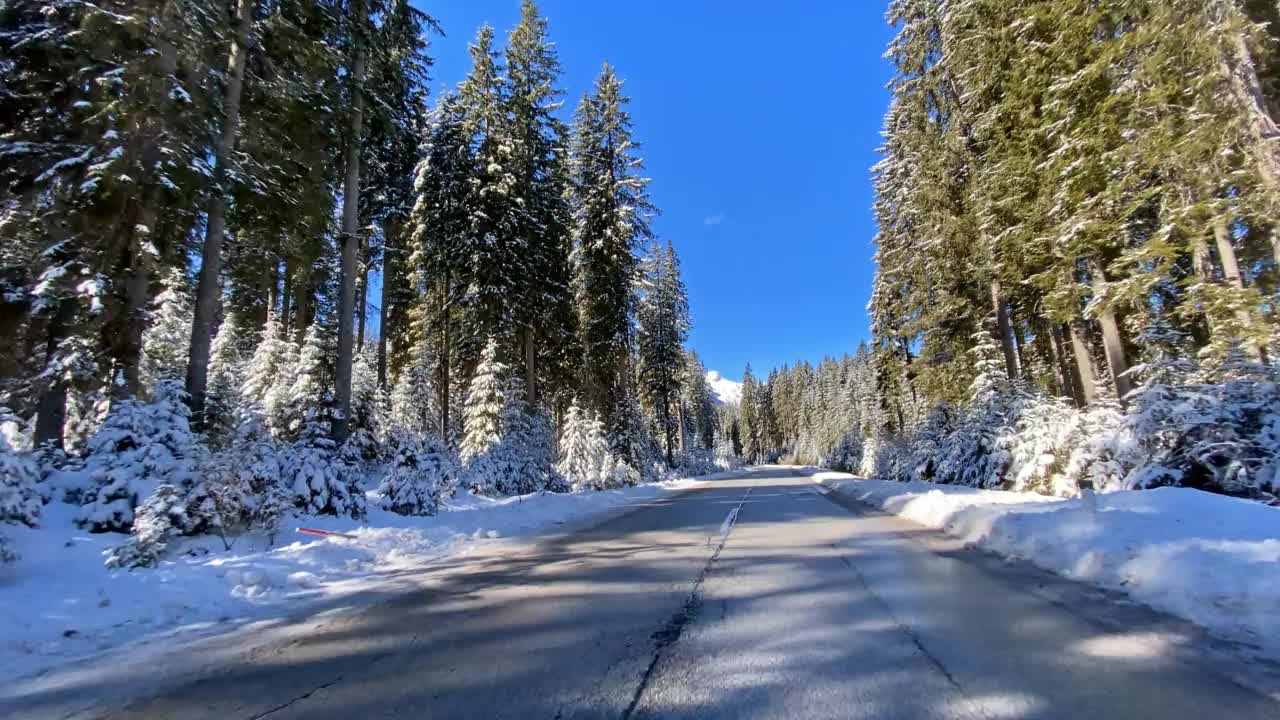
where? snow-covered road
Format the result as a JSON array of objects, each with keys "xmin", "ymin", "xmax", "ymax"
[{"xmin": 4, "ymin": 467, "xmax": 1278, "ymax": 719}]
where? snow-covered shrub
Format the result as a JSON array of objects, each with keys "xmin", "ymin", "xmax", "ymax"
[
  {"xmin": 378, "ymin": 431, "xmax": 459, "ymax": 515},
  {"xmin": 900, "ymin": 404, "xmax": 952, "ymax": 482},
  {"xmin": 0, "ymin": 435, "xmax": 41, "ymax": 528},
  {"xmin": 105, "ymin": 484, "xmax": 187, "ymax": 569},
  {"xmin": 77, "ymin": 381, "xmax": 201, "ymax": 533},
  {"xmin": 0, "ymin": 406, "xmax": 29, "ymax": 451},
  {"xmin": 1, "ymin": 412, "xmax": 41, "ymax": 564},
  {"xmin": 825, "ymin": 429, "xmax": 864, "ymax": 474},
  {"xmin": 200, "ymin": 424, "xmax": 292, "ymax": 545},
  {"xmin": 712, "ymin": 432, "xmax": 742, "ymax": 470},
  {"xmin": 1004, "ymin": 394, "xmax": 1079, "ymax": 494},
  {"xmin": 283, "ymin": 400, "xmax": 365, "ymax": 519},
  {"xmin": 676, "ymin": 448, "xmax": 718, "ymax": 477},
  {"xmin": 492, "ymin": 385, "xmax": 559, "ymax": 495},
  {"xmin": 1123, "ymin": 339, "xmax": 1280, "ymax": 499}
]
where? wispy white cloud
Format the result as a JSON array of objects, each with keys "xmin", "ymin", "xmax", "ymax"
[{"xmin": 704, "ymin": 212, "xmax": 726, "ymax": 226}]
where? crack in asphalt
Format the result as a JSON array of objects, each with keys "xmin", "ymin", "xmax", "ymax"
[
  {"xmin": 246, "ymin": 677, "xmax": 343, "ymax": 720},
  {"xmin": 830, "ymin": 543, "xmax": 963, "ymax": 691},
  {"xmin": 622, "ymin": 487, "xmax": 753, "ymax": 719}
]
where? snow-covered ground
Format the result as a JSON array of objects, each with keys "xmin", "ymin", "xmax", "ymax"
[
  {"xmin": 814, "ymin": 472, "xmax": 1280, "ymax": 660},
  {"xmin": 705, "ymin": 370, "xmax": 742, "ymax": 406},
  {"xmin": 0, "ymin": 477, "xmax": 708, "ymax": 682}
]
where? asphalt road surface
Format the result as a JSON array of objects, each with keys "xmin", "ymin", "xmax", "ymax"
[{"xmin": 5, "ymin": 467, "xmax": 1279, "ymax": 719}]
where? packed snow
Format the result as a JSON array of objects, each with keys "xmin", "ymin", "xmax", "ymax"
[
  {"xmin": 705, "ymin": 370, "xmax": 742, "ymax": 406},
  {"xmin": 814, "ymin": 472, "xmax": 1280, "ymax": 660},
  {"xmin": 0, "ymin": 476, "xmax": 704, "ymax": 682}
]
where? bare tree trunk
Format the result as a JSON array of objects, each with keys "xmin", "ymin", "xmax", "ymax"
[
  {"xmin": 34, "ymin": 382, "xmax": 67, "ymax": 450},
  {"xmin": 1221, "ymin": 33, "xmax": 1280, "ymax": 269},
  {"xmin": 186, "ymin": 0, "xmax": 256, "ymax": 425},
  {"xmin": 1087, "ymin": 259, "xmax": 1132, "ymax": 404},
  {"xmin": 1213, "ymin": 218, "xmax": 1260, "ymax": 346},
  {"xmin": 377, "ymin": 218, "xmax": 397, "ymax": 389},
  {"xmin": 33, "ymin": 309, "xmax": 69, "ymax": 449},
  {"xmin": 439, "ymin": 267, "xmax": 451, "ymax": 440},
  {"xmin": 1068, "ymin": 319, "xmax": 1098, "ymax": 406},
  {"xmin": 1049, "ymin": 323, "xmax": 1081, "ymax": 407},
  {"xmin": 663, "ymin": 398, "xmax": 674, "ymax": 467},
  {"xmin": 676, "ymin": 399, "xmax": 686, "ymax": 454},
  {"xmin": 117, "ymin": 213, "xmax": 155, "ymax": 401},
  {"xmin": 332, "ymin": 0, "xmax": 366, "ymax": 443},
  {"xmin": 280, "ymin": 260, "xmax": 292, "ymax": 336},
  {"xmin": 524, "ymin": 329, "xmax": 536, "ymax": 406},
  {"xmin": 294, "ymin": 280, "xmax": 310, "ymax": 345},
  {"xmin": 356, "ymin": 262, "xmax": 368, "ymax": 352},
  {"xmin": 990, "ymin": 279, "xmax": 1019, "ymax": 380}
]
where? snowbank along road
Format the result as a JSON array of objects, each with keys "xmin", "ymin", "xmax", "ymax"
[{"xmin": 4, "ymin": 466, "xmax": 1279, "ymax": 719}]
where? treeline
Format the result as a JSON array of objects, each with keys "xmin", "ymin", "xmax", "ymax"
[
  {"xmin": 0, "ymin": 1, "xmax": 724, "ymax": 565},
  {"xmin": 744, "ymin": 0, "xmax": 1280, "ymax": 503}
]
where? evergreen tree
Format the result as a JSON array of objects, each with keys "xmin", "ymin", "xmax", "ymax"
[
  {"xmin": 77, "ymin": 380, "xmax": 201, "ymax": 533},
  {"xmin": 461, "ymin": 338, "xmax": 507, "ymax": 467},
  {"xmin": 569, "ymin": 64, "xmax": 654, "ymax": 438},
  {"xmin": 378, "ymin": 431, "xmax": 457, "ymax": 515},
  {"xmin": 637, "ymin": 242, "xmax": 690, "ymax": 466}
]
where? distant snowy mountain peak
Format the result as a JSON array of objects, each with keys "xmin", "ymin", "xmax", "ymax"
[{"xmin": 706, "ymin": 371, "xmax": 742, "ymax": 406}]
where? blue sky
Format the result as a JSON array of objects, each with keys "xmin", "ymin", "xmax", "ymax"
[{"xmin": 416, "ymin": 1, "xmax": 893, "ymax": 380}]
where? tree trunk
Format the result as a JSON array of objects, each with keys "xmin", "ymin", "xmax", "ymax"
[
  {"xmin": 990, "ymin": 279, "xmax": 1019, "ymax": 380},
  {"xmin": 663, "ymin": 398, "xmax": 674, "ymax": 467},
  {"xmin": 280, "ymin": 260, "xmax": 292, "ymax": 335},
  {"xmin": 377, "ymin": 218, "xmax": 397, "ymax": 389},
  {"xmin": 356, "ymin": 261, "xmax": 368, "ymax": 352},
  {"xmin": 524, "ymin": 329, "xmax": 536, "ymax": 406},
  {"xmin": 1050, "ymin": 323, "xmax": 1083, "ymax": 407},
  {"xmin": 676, "ymin": 399, "xmax": 686, "ymax": 454},
  {"xmin": 1213, "ymin": 218, "xmax": 1260, "ymax": 357},
  {"xmin": 294, "ymin": 280, "xmax": 310, "ymax": 345},
  {"xmin": 1087, "ymin": 260, "xmax": 1132, "ymax": 404},
  {"xmin": 34, "ymin": 382, "xmax": 67, "ymax": 451},
  {"xmin": 332, "ymin": 0, "xmax": 366, "ymax": 443},
  {"xmin": 185, "ymin": 0, "xmax": 256, "ymax": 425},
  {"xmin": 1068, "ymin": 319, "xmax": 1098, "ymax": 406},
  {"xmin": 33, "ymin": 309, "xmax": 69, "ymax": 450},
  {"xmin": 439, "ymin": 267, "xmax": 451, "ymax": 440},
  {"xmin": 117, "ymin": 212, "xmax": 155, "ymax": 400}
]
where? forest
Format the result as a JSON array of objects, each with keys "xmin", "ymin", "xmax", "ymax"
[
  {"xmin": 730, "ymin": 0, "xmax": 1280, "ymax": 505},
  {"xmin": 0, "ymin": 0, "xmax": 727, "ymax": 565}
]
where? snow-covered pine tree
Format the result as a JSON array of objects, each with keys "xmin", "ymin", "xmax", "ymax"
[
  {"xmin": 461, "ymin": 338, "xmax": 507, "ymax": 467},
  {"xmin": 141, "ymin": 267, "xmax": 194, "ymax": 393},
  {"xmin": 278, "ymin": 322, "xmax": 365, "ymax": 519},
  {"xmin": 241, "ymin": 313, "xmax": 298, "ymax": 438},
  {"xmin": 404, "ymin": 93, "xmax": 473, "ymax": 437},
  {"xmin": 569, "ymin": 63, "xmax": 654, "ymax": 440},
  {"xmin": 378, "ymin": 431, "xmax": 458, "ymax": 515},
  {"xmin": 637, "ymin": 241, "xmax": 690, "ymax": 466},
  {"xmin": 457, "ymin": 25, "xmax": 523, "ymax": 354},
  {"xmin": 204, "ymin": 313, "xmax": 248, "ymax": 447},
  {"xmin": 390, "ymin": 344, "xmax": 438, "ymax": 434},
  {"xmin": 342, "ymin": 344, "xmax": 385, "ymax": 464},
  {"xmin": 556, "ymin": 402, "xmax": 616, "ymax": 491},
  {"xmin": 77, "ymin": 380, "xmax": 201, "ymax": 533},
  {"xmin": 280, "ymin": 320, "xmax": 333, "ymax": 440}
]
